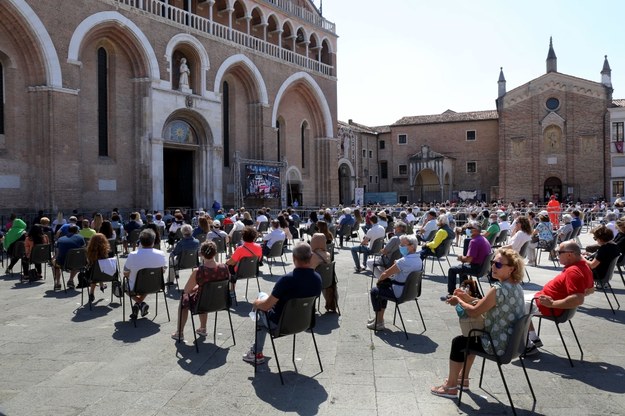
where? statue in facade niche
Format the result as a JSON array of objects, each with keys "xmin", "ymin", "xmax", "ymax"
[{"xmin": 179, "ymin": 58, "xmax": 190, "ymax": 89}]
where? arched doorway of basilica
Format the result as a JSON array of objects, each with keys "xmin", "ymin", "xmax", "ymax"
[
  {"xmin": 338, "ymin": 163, "xmax": 353, "ymax": 205},
  {"xmin": 163, "ymin": 120, "xmax": 198, "ymax": 209},
  {"xmin": 543, "ymin": 176, "xmax": 562, "ymax": 202},
  {"xmin": 414, "ymin": 169, "xmax": 440, "ymax": 203}
]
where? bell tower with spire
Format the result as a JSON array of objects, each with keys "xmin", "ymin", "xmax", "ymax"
[
  {"xmin": 546, "ymin": 37, "xmax": 557, "ymax": 73},
  {"xmin": 601, "ymin": 55, "xmax": 612, "ymax": 89}
]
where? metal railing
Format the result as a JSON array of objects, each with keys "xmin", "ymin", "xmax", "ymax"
[
  {"xmin": 112, "ymin": 0, "xmax": 334, "ymax": 76},
  {"xmin": 260, "ymin": 0, "xmax": 336, "ymax": 33}
]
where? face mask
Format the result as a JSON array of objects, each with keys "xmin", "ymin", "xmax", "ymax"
[{"xmin": 399, "ymin": 246, "xmax": 410, "ymax": 257}]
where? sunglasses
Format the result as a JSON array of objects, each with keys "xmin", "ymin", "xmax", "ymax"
[{"xmin": 490, "ymin": 260, "xmax": 511, "ymax": 269}]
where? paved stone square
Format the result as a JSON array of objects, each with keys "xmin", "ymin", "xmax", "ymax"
[{"xmin": 1, "ymin": 232, "xmax": 624, "ymax": 415}]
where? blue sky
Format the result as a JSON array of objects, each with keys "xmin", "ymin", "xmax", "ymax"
[{"xmin": 320, "ymin": 0, "xmax": 624, "ymax": 126}]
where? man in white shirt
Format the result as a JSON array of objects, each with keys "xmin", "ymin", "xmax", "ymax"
[
  {"xmin": 351, "ymin": 215, "xmax": 386, "ymax": 272},
  {"xmin": 498, "ymin": 212, "xmax": 511, "ymax": 232},
  {"xmin": 417, "ymin": 211, "xmax": 438, "ymax": 243},
  {"xmin": 123, "ymin": 229, "xmax": 168, "ymax": 320},
  {"xmin": 405, "ymin": 207, "xmax": 417, "ymax": 224},
  {"xmin": 256, "ymin": 209, "xmax": 269, "ymax": 229},
  {"xmin": 261, "ymin": 219, "xmax": 286, "ymax": 265}
]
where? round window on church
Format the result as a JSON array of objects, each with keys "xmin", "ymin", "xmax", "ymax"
[{"xmin": 546, "ymin": 97, "xmax": 560, "ymax": 111}]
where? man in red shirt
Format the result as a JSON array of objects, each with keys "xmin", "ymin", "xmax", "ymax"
[{"xmin": 525, "ymin": 240, "xmax": 594, "ymax": 355}]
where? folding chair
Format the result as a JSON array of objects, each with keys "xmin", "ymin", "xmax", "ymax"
[
  {"xmin": 458, "ymin": 312, "xmax": 535, "ymax": 416},
  {"xmin": 26, "ymin": 243, "xmax": 51, "ymax": 282},
  {"xmin": 537, "ymin": 307, "xmax": 583, "ymax": 367},
  {"xmin": 265, "ymin": 240, "xmax": 286, "ymax": 276},
  {"xmin": 177, "ymin": 279, "xmax": 235, "ymax": 352},
  {"xmin": 253, "ymin": 296, "xmax": 322, "ymax": 385},
  {"xmin": 236, "ymin": 256, "xmax": 260, "ymax": 302},
  {"xmin": 315, "ymin": 261, "xmax": 340, "ymax": 315},
  {"xmin": 593, "ymin": 256, "xmax": 620, "ymax": 314},
  {"xmin": 373, "ymin": 270, "xmax": 426, "ymax": 339},
  {"xmin": 84, "ymin": 260, "xmax": 119, "ymax": 310},
  {"xmin": 123, "ymin": 267, "xmax": 170, "ymax": 327}
]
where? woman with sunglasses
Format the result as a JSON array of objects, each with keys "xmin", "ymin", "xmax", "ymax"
[{"xmin": 431, "ymin": 248, "xmax": 525, "ymax": 398}]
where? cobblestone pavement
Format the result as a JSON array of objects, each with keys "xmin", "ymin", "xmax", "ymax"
[{"xmin": 1, "ymin": 231, "xmax": 624, "ymax": 415}]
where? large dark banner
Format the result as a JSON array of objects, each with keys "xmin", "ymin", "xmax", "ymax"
[{"xmin": 245, "ymin": 164, "xmax": 281, "ymax": 199}]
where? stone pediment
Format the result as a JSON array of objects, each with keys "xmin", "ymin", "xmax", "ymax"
[
  {"xmin": 541, "ymin": 111, "xmax": 566, "ymax": 132},
  {"xmin": 503, "ymin": 72, "xmax": 608, "ymax": 108},
  {"xmin": 409, "ymin": 145, "xmax": 451, "ymax": 161}
]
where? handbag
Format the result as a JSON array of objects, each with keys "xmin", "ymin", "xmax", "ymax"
[{"xmin": 456, "ymin": 303, "xmax": 485, "ymax": 336}]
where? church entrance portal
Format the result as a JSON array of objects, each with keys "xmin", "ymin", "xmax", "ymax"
[{"xmin": 164, "ymin": 148, "xmax": 194, "ymax": 209}]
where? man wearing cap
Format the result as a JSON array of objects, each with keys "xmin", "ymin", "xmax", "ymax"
[
  {"xmin": 351, "ymin": 214, "xmax": 385, "ymax": 272},
  {"xmin": 446, "ymin": 222, "xmax": 490, "ymax": 295},
  {"xmin": 417, "ymin": 211, "xmax": 438, "ymax": 243},
  {"xmin": 55, "ymin": 216, "xmax": 80, "ymax": 239},
  {"xmin": 336, "ymin": 207, "xmax": 355, "ymax": 248}
]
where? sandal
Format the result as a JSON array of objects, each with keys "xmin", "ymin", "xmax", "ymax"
[
  {"xmin": 195, "ymin": 328, "xmax": 208, "ymax": 337},
  {"xmin": 430, "ymin": 384, "xmax": 459, "ymax": 398},
  {"xmin": 444, "ymin": 378, "xmax": 470, "ymax": 391},
  {"xmin": 171, "ymin": 332, "xmax": 184, "ymax": 341}
]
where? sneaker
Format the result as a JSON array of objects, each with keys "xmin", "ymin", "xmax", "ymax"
[
  {"xmin": 367, "ymin": 317, "xmax": 377, "ymax": 324},
  {"xmin": 130, "ymin": 303, "xmax": 139, "ymax": 320},
  {"xmin": 523, "ymin": 344, "xmax": 539, "ymax": 356},
  {"xmin": 67, "ymin": 280, "xmax": 75, "ymax": 289},
  {"xmin": 366, "ymin": 321, "xmax": 385, "ymax": 331},
  {"xmin": 140, "ymin": 302, "xmax": 149, "ymax": 317},
  {"xmin": 242, "ymin": 350, "xmax": 266, "ymax": 364},
  {"xmin": 531, "ymin": 337, "xmax": 543, "ymax": 348}
]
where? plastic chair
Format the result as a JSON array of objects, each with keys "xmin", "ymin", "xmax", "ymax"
[
  {"xmin": 593, "ymin": 256, "xmax": 620, "ymax": 314},
  {"xmin": 423, "ymin": 238, "xmax": 454, "ymax": 277},
  {"xmin": 537, "ymin": 307, "xmax": 583, "ymax": 367},
  {"xmin": 236, "ymin": 256, "xmax": 260, "ymax": 301},
  {"xmin": 517, "ymin": 241, "xmax": 532, "ymax": 283},
  {"xmin": 315, "ymin": 261, "xmax": 340, "ymax": 315},
  {"xmin": 253, "ymin": 296, "xmax": 322, "ymax": 385},
  {"xmin": 458, "ymin": 312, "xmax": 536, "ymax": 416},
  {"xmin": 84, "ymin": 260, "xmax": 119, "ymax": 310},
  {"xmin": 212, "ymin": 237, "xmax": 226, "ymax": 262},
  {"xmin": 124, "ymin": 267, "xmax": 170, "ymax": 327},
  {"xmin": 373, "ymin": 270, "xmax": 426, "ymax": 339},
  {"xmin": 265, "ymin": 240, "xmax": 286, "ymax": 276},
  {"xmin": 170, "ymin": 249, "xmax": 199, "ymax": 291},
  {"xmin": 177, "ymin": 279, "xmax": 235, "ymax": 353},
  {"xmin": 367, "ymin": 237, "xmax": 385, "ymax": 272},
  {"xmin": 371, "ymin": 248, "xmax": 401, "ymax": 289},
  {"xmin": 61, "ymin": 248, "xmax": 87, "ymax": 293},
  {"xmin": 467, "ymin": 252, "xmax": 495, "ymax": 297},
  {"xmin": 27, "ymin": 243, "xmax": 52, "ymax": 282},
  {"xmin": 492, "ymin": 229, "xmax": 509, "ymax": 247}
]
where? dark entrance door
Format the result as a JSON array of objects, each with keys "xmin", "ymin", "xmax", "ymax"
[
  {"xmin": 543, "ymin": 176, "xmax": 562, "ymax": 202},
  {"xmin": 164, "ymin": 148, "xmax": 193, "ymax": 209}
]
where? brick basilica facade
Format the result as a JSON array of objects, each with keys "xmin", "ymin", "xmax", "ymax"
[
  {"xmin": 0, "ymin": 0, "xmax": 338, "ymax": 214},
  {"xmin": 338, "ymin": 40, "xmax": 616, "ymax": 205}
]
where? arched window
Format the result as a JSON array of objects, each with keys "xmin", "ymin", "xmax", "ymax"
[
  {"xmin": 222, "ymin": 81, "xmax": 230, "ymax": 167},
  {"xmin": 301, "ymin": 121, "xmax": 308, "ymax": 168},
  {"xmin": 164, "ymin": 120, "xmax": 197, "ymax": 144},
  {"xmin": 0, "ymin": 62, "xmax": 4, "ymax": 136},
  {"xmin": 97, "ymin": 47, "xmax": 109, "ymax": 156}
]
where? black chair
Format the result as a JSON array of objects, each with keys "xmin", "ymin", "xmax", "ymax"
[
  {"xmin": 349, "ymin": 222, "xmax": 361, "ymax": 246},
  {"xmin": 373, "ymin": 270, "xmax": 426, "ymax": 339},
  {"xmin": 177, "ymin": 279, "xmax": 235, "ymax": 353},
  {"xmin": 27, "ymin": 243, "xmax": 52, "ymax": 282},
  {"xmin": 423, "ymin": 238, "xmax": 454, "ymax": 277},
  {"xmin": 84, "ymin": 260, "xmax": 119, "ymax": 310},
  {"xmin": 517, "ymin": 241, "xmax": 532, "ymax": 283},
  {"xmin": 254, "ymin": 296, "xmax": 322, "ymax": 385},
  {"xmin": 212, "ymin": 237, "xmax": 226, "ymax": 262},
  {"xmin": 236, "ymin": 256, "xmax": 260, "ymax": 301},
  {"xmin": 458, "ymin": 312, "xmax": 536, "ymax": 416},
  {"xmin": 265, "ymin": 240, "xmax": 286, "ymax": 276},
  {"xmin": 593, "ymin": 256, "xmax": 620, "ymax": 314},
  {"xmin": 61, "ymin": 248, "xmax": 87, "ymax": 293},
  {"xmin": 492, "ymin": 229, "xmax": 509, "ymax": 247},
  {"xmin": 367, "ymin": 237, "xmax": 385, "ymax": 271},
  {"xmin": 371, "ymin": 248, "xmax": 401, "ymax": 289},
  {"xmin": 315, "ymin": 261, "xmax": 340, "ymax": 315},
  {"xmin": 257, "ymin": 221, "xmax": 269, "ymax": 235},
  {"xmin": 335, "ymin": 223, "xmax": 352, "ymax": 247},
  {"xmin": 616, "ymin": 253, "xmax": 625, "ymax": 287},
  {"xmin": 537, "ymin": 307, "xmax": 583, "ymax": 367},
  {"xmin": 537, "ymin": 235, "xmax": 558, "ymax": 267},
  {"xmin": 467, "ymin": 252, "xmax": 495, "ymax": 297},
  {"xmin": 108, "ymin": 238, "xmax": 121, "ymax": 271},
  {"xmin": 8, "ymin": 241, "xmax": 25, "ymax": 279},
  {"xmin": 170, "ymin": 249, "xmax": 199, "ymax": 291},
  {"xmin": 128, "ymin": 229, "xmax": 141, "ymax": 252},
  {"xmin": 124, "ymin": 267, "xmax": 170, "ymax": 327}
]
